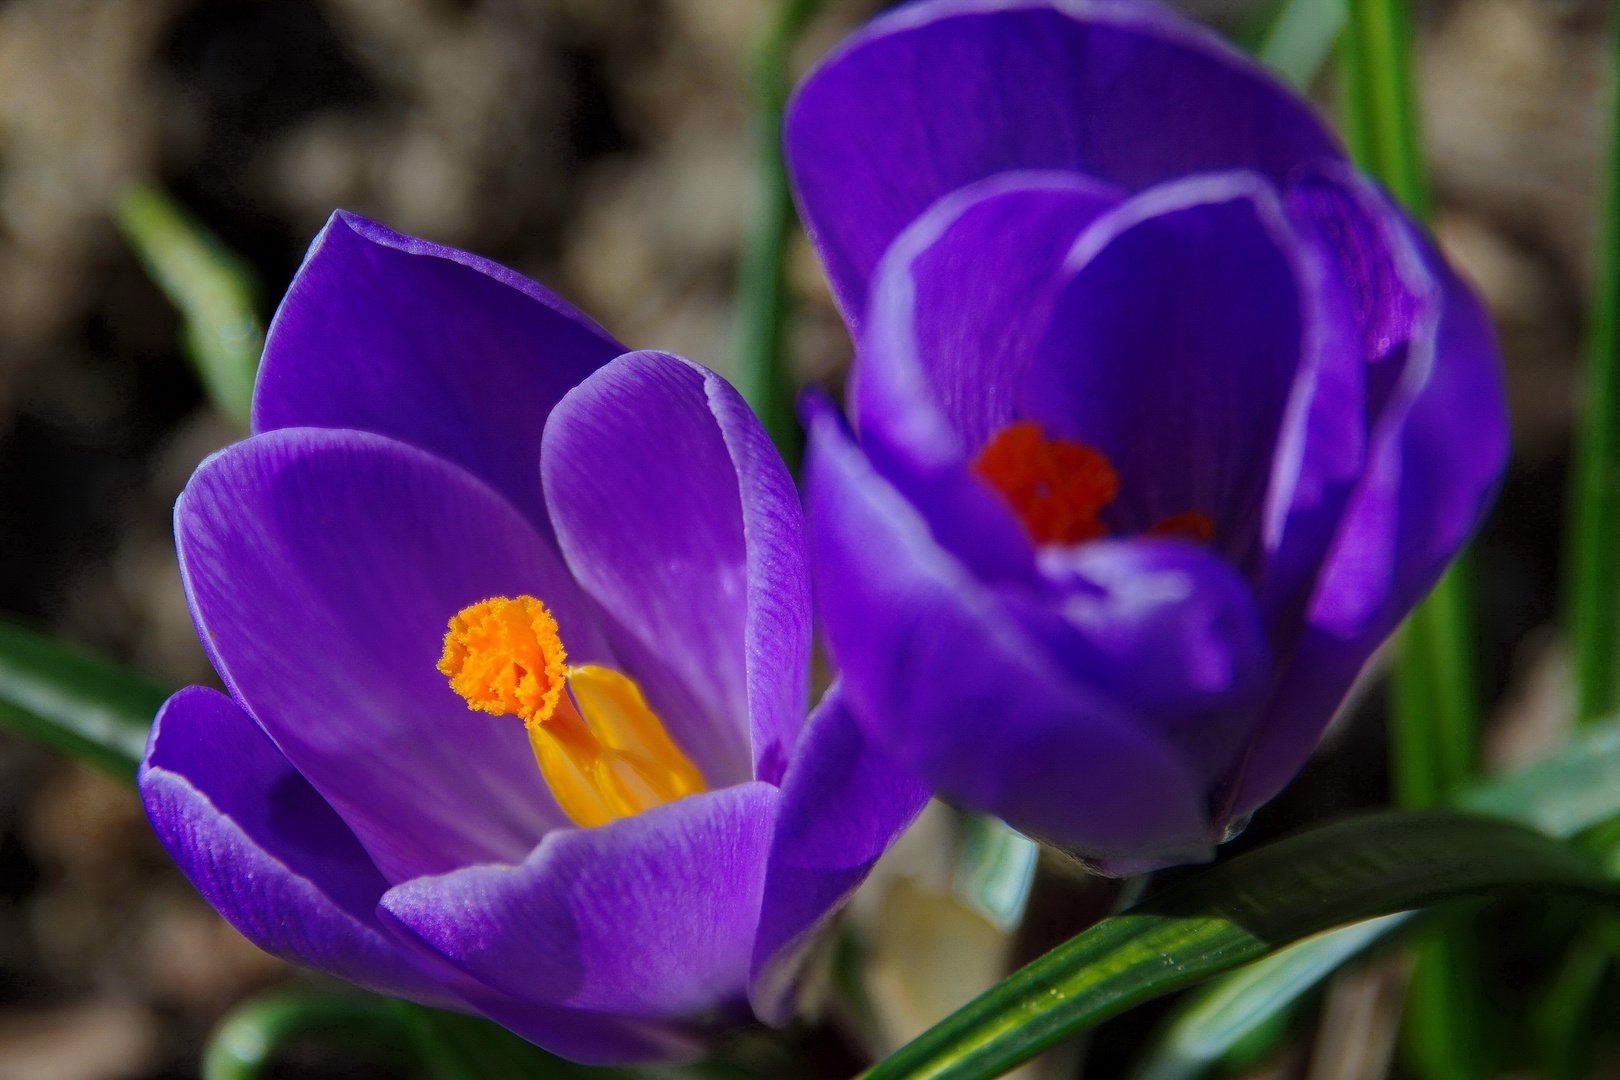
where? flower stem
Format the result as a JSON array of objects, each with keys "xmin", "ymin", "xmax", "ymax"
[
  {"xmin": 1338, "ymin": 1, "xmax": 1485, "ymax": 1078},
  {"xmin": 1567, "ymin": 9, "xmax": 1620, "ymax": 724},
  {"xmin": 734, "ymin": 0, "xmax": 827, "ymax": 469}
]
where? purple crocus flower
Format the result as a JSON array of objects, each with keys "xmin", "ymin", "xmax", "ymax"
[
  {"xmin": 788, "ymin": 0, "xmax": 1509, "ymax": 869},
  {"xmin": 139, "ymin": 212, "xmax": 927, "ymax": 1062}
]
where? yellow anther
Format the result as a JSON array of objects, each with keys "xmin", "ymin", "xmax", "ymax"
[{"xmin": 439, "ymin": 596, "xmax": 706, "ymax": 827}]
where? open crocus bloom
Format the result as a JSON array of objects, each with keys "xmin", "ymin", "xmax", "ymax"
[
  {"xmin": 789, "ymin": 0, "xmax": 1509, "ymax": 869},
  {"xmin": 140, "ymin": 212, "xmax": 928, "ymax": 1062}
]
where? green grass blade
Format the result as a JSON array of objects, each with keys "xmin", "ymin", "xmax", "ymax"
[
  {"xmin": 395, "ymin": 1002, "xmax": 630, "ymax": 1080},
  {"xmin": 207, "ymin": 992, "xmax": 742, "ymax": 1080},
  {"xmin": 203, "ymin": 992, "xmax": 410, "ymax": 1080},
  {"xmin": 0, "ymin": 618, "xmax": 169, "ymax": 784},
  {"xmin": 1116, "ymin": 713, "xmax": 1620, "ymax": 1080},
  {"xmin": 734, "ymin": 0, "xmax": 827, "ymax": 467},
  {"xmin": 115, "ymin": 183, "xmax": 264, "ymax": 429},
  {"xmin": 204, "ymin": 993, "xmax": 632, "ymax": 1080},
  {"xmin": 1389, "ymin": 559, "xmax": 1479, "ymax": 809},
  {"xmin": 1337, "ymin": 0, "xmax": 1481, "ymax": 1071},
  {"xmin": 1567, "ymin": 8, "xmax": 1620, "ymax": 723},
  {"xmin": 1130, "ymin": 913, "xmax": 1410, "ymax": 1080},
  {"xmin": 1339, "ymin": 0, "xmax": 1429, "ymax": 214},
  {"xmin": 857, "ymin": 810, "xmax": 1615, "ymax": 1080},
  {"xmin": 1256, "ymin": 0, "xmax": 1346, "ymax": 90},
  {"xmin": 1534, "ymin": 931, "xmax": 1611, "ymax": 1080}
]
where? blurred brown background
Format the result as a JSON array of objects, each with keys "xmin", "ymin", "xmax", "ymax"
[{"xmin": 0, "ymin": 0, "xmax": 1607, "ymax": 1077}]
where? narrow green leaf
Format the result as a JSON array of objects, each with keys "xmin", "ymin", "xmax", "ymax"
[
  {"xmin": 1130, "ymin": 714, "xmax": 1620, "ymax": 1080},
  {"xmin": 1337, "ymin": 1, "xmax": 1481, "ymax": 1071},
  {"xmin": 1534, "ymin": 929, "xmax": 1612, "ymax": 1080},
  {"xmin": 396, "ymin": 1001, "xmax": 625, "ymax": 1080},
  {"xmin": 1256, "ymin": 0, "xmax": 1346, "ymax": 90},
  {"xmin": 1567, "ymin": 3, "xmax": 1620, "ymax": 723},
  {"xmin": 1338, "ymin": 0, "xmax": 1429, "ymax": 214},
  {"xmin": 1391, "ymin": 579, "xmax": 1488, "ymax": 1080},
  {"xmin": 1402, "ymin": 918, "xmax": 1488, "ymax": 1080},
  {"xmin": 1131, "ymin": 914, "xmax": 1409, "ymax": 1080},
  {"xmin": 0, "ymin": 618, "xmax": 168, "ymax": 784},
  {"xmin": 856, "ymin": 810, "xmax": 1615, "ymax": 1080},
  {"xmin": 205, "ymin": 993, "xmax": 633, "ymax": 1080},
  {"xmin": 115, "ymin": 183, "xmax": 264, "ymax": 429},
  {"xmin": 1390, "ymin": 559, "xmax": 1479, "ymax": 810},
  {"xmin": 734, "ymin": 0, "xmax": 827, "ymax": 466},
  {"xmin": 202, "ymin": 992, "xmax": 409, "ymax": 1080}
]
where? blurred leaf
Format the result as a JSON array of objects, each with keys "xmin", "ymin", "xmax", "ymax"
[
  {"xmin": 1339, "ymin": 0, "xmax": 1429, "ymax": 213},
  {"xmin": 398, "ymin": 1002, "xmax": 630, "ymax": 1080},
  {"xmin": 1256, "ymin": 0, "xmax": 1346, "ymax": 89},
  {"xmin": 1567, "ymin": 0, "xmax": 1620, "ymax": 725},
  {"xmin": 203, "ymin": 992, "xmax": 411, "ymax": 1080},
  {"xmin": 206, "ymin": 994, "xmax": 642, "ymax": 1080},
  {"xmin": 1534, "ymin": 930, "xmax": 1611, "ymax": 1080},
  {"xmin": 1534, "ymin": 10, "xmax": 1620, "ymax": 1069},
  {"xmin": 953, "ymin": 812, "xmax": 1040, "ymax": 932},
  {"xmin": 206, "ymin": 992, "xmax": 760, "ymax": 1080},
  {"xmin": 857, "ymin": 810, "xmax": 1615, "ymax": 1080},
  {"xmin": 116, "ymin": 183, "xmax": 263, "ymax": 429},
  {"xmin": 1130, "ymin": 715, "xmax": 1620, "ymax": 1080},
  {"xmin": 1457, "ymin": 717, "xmax": 1620, "ymax": 836},
  {"xmin": 1338, "ymin": 0, "xmax": 1482, "ymax": 1070},
  {"xmin": 0, "ymin": 618, "xmax": 167, "ymax": 784},
  {"xmin": 1130, "ymin": 914, "xmax": 1410, "ymax": 1080},
  {"xmin": 734, "ymin": 0, "xmax": 828, "ymax": 467}
]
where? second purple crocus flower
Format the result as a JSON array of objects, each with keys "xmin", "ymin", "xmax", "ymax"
[
  {"xmin": 788, "ymin": 0, "xmax": 1510, "ymax": 869},
  {"xmin": 139, "ymin": 213, "xmax": 927, "ymax": 1062}
]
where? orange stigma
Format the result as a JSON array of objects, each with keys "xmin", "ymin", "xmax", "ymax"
[
  {"xmin": 972, "ymin": 421, "xmax": 1119, "ymax": 544},
  {"xmin": 438, "ymin": 596, "xmax": 705, "ymax": 827},
  {"xmin": 971, "ymin": 420, "xmax": 1215, "ymax": 547},
  {"xmin": 1145, "ymin": 510, "xmax": 1216, "ymax": 544}
]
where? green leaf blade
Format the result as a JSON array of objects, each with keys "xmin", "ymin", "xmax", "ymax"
[
  {"xmin": 1566, "ymin": 3, "xmax": 1620, "ymax": 724},
  {"xmin": 116, "ymin": 183, "xmax": 264, "ymax": 429},
  {"xmin": 0, "ymin": 618, "xmax": 168, "ymax": 784},
  {"xmin": 858, "ymin": 811, "xmax": 1615, "ymax": 1080},
  {"xmin": 1130, "ymin": 913, "xmax": 1411, "ymax": 1080},
  {"xmin": 734, "ymin": 0, "xmax": 829, "ymax": 468},
  {"xmin": 1256, "ymin": 0, "xmax": 1346, "ymax": 89}
]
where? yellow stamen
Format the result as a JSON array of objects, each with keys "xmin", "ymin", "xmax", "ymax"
[{"xmin": 438, "ymin": 596, "xmax": 706, "ymax": 827}]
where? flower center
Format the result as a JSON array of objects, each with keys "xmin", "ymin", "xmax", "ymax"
[
  {"xmin": 971, "ymin": 420, "xmax": 1213, "ymax": 546},
  {"xmin": 438, "ymin": 595, "xmax": 705, "ymax": 827}
]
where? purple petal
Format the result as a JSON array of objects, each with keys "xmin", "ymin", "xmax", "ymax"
[
  {"xmin": 854, "ymin": 171, "xmax": 1123, "ymax": 584},
  {"xmin": 1022, "ymin": 172, "xmax": 1306, "ymax": 574},
  {"xmin": 786, "ymin": 0, "xmax": 1343, "ymax": 324},
  {"xmin": 857, "ymin": 170, "xmax": 1124, "ymax": 452},
  {"xmin": 1026, "ymin": 539, "xmax": 1271, "ymax": 784},
  {"xmin": 465, "ymin": 994, "xmax": 707, "ymax": 1065},
  {"xmin": 1258, "ymin": 166, "xmax": 1430, "ymax": 633},
  {"xmin": 177, "ymin": 428, "xmax": 613, "ymax": 883},
  {"xmin": 803, "ymin": 395, "xmax": 1209, "ymax": 859},
  {"xmin": 1225, "ymin": 233, "xmax": 1508, "ymax": 819},
  {"xmin": 749, "ymin": 684, "xmax": 930, "ymax": 1023},
  {"xmin": 380, "ymin": 783, "xmax": 779, "ymax": 1021},
  {"xmin": 1271, "ymin": 175, "xmax": 1483, "ymax": 641},
  {"xmin": 254, "ymin": 211, "xmax": 623, "ymax": 537},
  {"xmin": 139, "ymin": 686, "xmax": 464, "ymax": 1006},
  {"xmin": 541, "ymin": 351, "xmax": 811, "ymax": 788}
]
